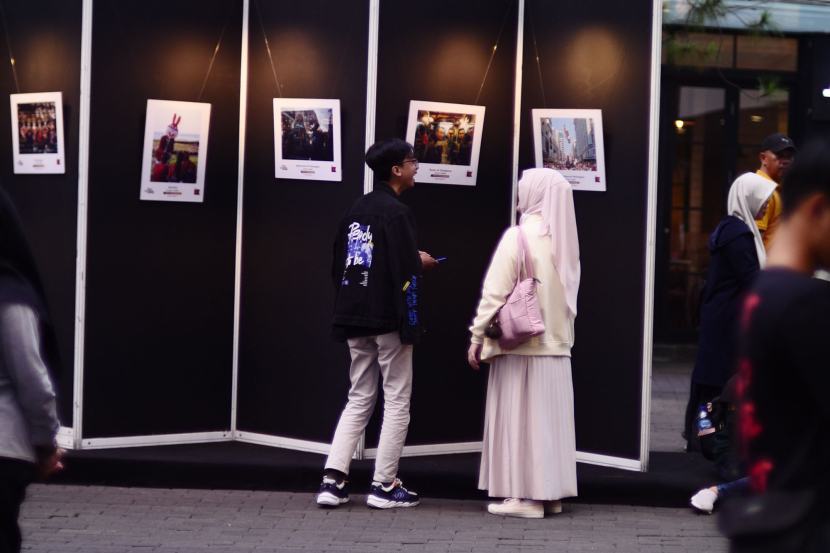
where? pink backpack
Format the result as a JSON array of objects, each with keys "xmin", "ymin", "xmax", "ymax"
[{"xmin": 495, "ymin": 227, "xmax": 546, "ymax": 350}]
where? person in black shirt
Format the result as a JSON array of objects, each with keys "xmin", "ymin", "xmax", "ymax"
[
  {"xmin": 317, "ymin": 139, "xmax": 437, "ymax": 511},
  {"xmin": 720, "ymin": 139, "xmax": 830, "ymax": 552}
]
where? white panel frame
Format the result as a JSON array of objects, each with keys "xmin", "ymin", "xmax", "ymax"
[
  {"xmin": 67, "ymin": 0, "xmax": 659, "ymax": 473},
  {"xmin": 638, "ymin": 0, "xmax": 663, "ymax": 473},
  {"xmin": 80, "ymin": 431, "xmax": 231, "ymax": 450},
  {"xmin": 362, "ymin": 0, "xmax": 380, "ymax": 195},
  {"xmin": 69, "ymin": 0, "xmax": 94, "ymax": 451},
  {"xmin": 230, "ymin": 0, "xmax": 249, "ymax": 438}
]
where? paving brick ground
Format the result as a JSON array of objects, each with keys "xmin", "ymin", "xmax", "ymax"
[{"xmin": 20, "ymin": 484, "xmax": 726, "ymax": 552}]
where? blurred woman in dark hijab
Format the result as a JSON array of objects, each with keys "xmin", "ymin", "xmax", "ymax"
[{"xmin": 0, "ymin": 185, "xmax": 64, "ymax": 553}]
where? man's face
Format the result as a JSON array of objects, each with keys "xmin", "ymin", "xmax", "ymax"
[
  {"xmin": 396, "ymin": 155, "xmax": 418, "ymax": 190},
  {"xmin": 436, "ymin": 127, "xmax": 445, "ymax": 140},
  {"xmin": 458, "ymin": 129, "xmax": 466, "ymax": 140},
  {"xmin": 760, "ymin": 148, "xmax": 795, "ymax": 182}
]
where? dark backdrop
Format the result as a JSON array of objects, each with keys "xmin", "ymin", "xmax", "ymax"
[
  {"xmin": 518, "ymin": 0, "xmax": 655, "ymax": 460},
  {"xmin": 0, "ymin": 0, "xmax": 82, "ymax": 427},
  {"xmin": 82, "ymin": 0, "xmax": 241, "ymax": 438},
  {"xmin": 235, "ymin": 0, "xmax": 371, "ymax": 442},
  {"xmin": 367, "ymin": 0, "xmax": 518, "ymax": 446}
]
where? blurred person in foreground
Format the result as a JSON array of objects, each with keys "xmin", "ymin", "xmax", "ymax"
[
  {"xmin": 718, "ymin": 139, "xmax": 830, "ymax": 551},
  {"xmin": 0, "ymin": 187, "xmax": 64, "ymax": 553}
]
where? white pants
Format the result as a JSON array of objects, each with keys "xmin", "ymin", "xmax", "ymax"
[{"xmin": 324, "ymin": 331, "xmax": 413, "ymax": 483}]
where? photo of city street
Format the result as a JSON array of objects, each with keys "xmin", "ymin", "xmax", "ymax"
[{"xmin": 540, "ymin": 117, "xmax": 598, "ymax": 171}]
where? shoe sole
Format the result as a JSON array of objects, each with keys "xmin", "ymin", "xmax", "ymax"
[
  {"xmin": 487, "ymin": 506, "xmax": 543, "ymax": 519},
  {"xmin": 366, "ymin": 495, "xmax": 419, "ymax": 509},
  {"xmin": 317, "ymin": 492, "xmax": 349, "ymax": 507}
]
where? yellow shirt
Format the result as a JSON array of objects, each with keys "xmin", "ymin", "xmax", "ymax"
[{"xmin": 754, "ymin": 170, "xmax": 782, "ymax": 250}]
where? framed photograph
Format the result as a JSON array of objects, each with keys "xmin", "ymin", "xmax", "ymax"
[
  {"xmin": 532, "ymin": 109, "xmax": 606, "ymax": 192},
  {"xmin": 10, "ymin": 92, "xmax": 65, "ymax": 174},
  {"xmin": 273, "ymin": 98, "xmax": 341, "ymax": 181},
  {"xmin": 405, "ymin": 100, "xmax": 485, "ymax": 186},
  {"xmin": 140, "ymin": 99, "xmax": 211, "ymax": 203}
]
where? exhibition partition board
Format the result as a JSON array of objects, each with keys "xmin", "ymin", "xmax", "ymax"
[
  {"xmin": 518, "ymin": 0, "xmax": 656, "ymax": 463},
  {"xmin": 0, "ymin": 0, "xmax": 83, "ymax": 430},
  {"xmin": 365, "ymin": 1, "xmax": 519, "ymax": 449},
  {"xmin": 234, "ymin": 0, "xmax": 372, "ymax": 447},
  {"xmin": 81, "ymin": 0, "xmax": 242, "ymax": 440},
  {"xmin": 2, "ymin": 0, "xmax": 660, "ymax": 470}
]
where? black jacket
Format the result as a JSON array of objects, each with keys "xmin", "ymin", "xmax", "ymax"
[
  {"xmin": 692, "ymin": 215, "xmax": 760, "ymax": 388},
  {"xmin": 331, "ymin": 182, "xmax": 423, "ymax": 344}
]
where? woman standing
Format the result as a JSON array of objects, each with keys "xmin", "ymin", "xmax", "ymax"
[
  {"xmin": 683, "ymin": 172, "xmax": 777, "ymax": 451},
  {"xmin": 468, "ymin": 168, "xmax": 580, "ymax": 519}
]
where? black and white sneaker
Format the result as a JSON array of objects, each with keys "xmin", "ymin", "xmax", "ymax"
[
  {"xmin": 316, "ymin": 477, "xmax": 349, "ymax": 507},
  {"xmin": 366, "ymin": 478, "xmax": 419, "ymax": 509}
]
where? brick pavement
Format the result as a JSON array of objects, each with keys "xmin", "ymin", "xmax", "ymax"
[{"xmin": 20, "ymin": 484, "xmax": 727, "ymax": 552}]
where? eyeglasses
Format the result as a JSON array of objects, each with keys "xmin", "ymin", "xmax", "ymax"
[{"xmin": 401, "ymin": 159, "xmax": 419, "ymax": 168}]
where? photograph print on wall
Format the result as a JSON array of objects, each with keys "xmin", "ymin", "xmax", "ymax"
[
  {"xmin": 10, "ymin": 92, "xmax": 65, "ymax": 174},
  {"xmin": 405, "ymin": 100, "xmax": 485, "ymax": 186},
  {"xmin": 532, "ymin": 108, "xmax": 606, "ymax": 192},
  {"xmin": 140, "ymin": 99, "xmax": 211, "ymax": 202},
  {"xmin": 273, "ymin": 98, "xmax": 341, "ymax": 182}
]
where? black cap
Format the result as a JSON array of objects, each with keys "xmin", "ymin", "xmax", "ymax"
[{"xmin": 761, "ymin": 133, "xmax": 796, "ymax": 153}]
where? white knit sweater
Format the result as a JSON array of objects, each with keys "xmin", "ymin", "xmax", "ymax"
[{"xmin": 469, "ymin": 215, "xmax": 575, "ymax": 362}]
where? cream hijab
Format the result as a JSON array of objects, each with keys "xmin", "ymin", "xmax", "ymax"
[
  {"xmin": 517, "ymin": 168, "xmax": 580, "ymax": 319},
  {"xmin": 727, "ymin": 172, "xmax": 777, "ymax": 268}
]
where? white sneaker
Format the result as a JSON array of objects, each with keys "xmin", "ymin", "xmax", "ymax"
[
  {"xmin": 544, "ymin": 500, "xmax": 562, "ymax": 514},
  {"xmin": 487, "ymin": 498, "xmax": 544, "ymax": 519},
  {"xmin": 690, "ymin": 488, "xmax": 718, "ymax": 514}
]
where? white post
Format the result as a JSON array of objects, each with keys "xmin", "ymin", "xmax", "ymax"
[
  {"xmin": 510, "ymin": 0, "xmax": 525, "ymax": 226},
  {"xmin": 639, "ymin": 0, "xmax": 664, "ymax": 472},
  {"xmin": 363, "ymin": 0, "xmax": 380, "ymax": 195},
  {"xmin": 231, "ymin": 0, "xmax": 250, "ymax": 437},
  {"xmin": 72, "ymin": 0, "xmax": 94, "ymax": 450}
]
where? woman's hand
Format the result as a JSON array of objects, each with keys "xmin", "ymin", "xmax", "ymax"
[{"xmin": 467, "ymin": 342, "xmax": 483, "ymax": 370}]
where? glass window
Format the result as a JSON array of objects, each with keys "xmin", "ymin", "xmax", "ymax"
[
  {"xmin": 736, "ymin": 88, "xmax": 789, "ymax": 176},
  {"xmin": 667, "ymin": 87, "xmax": 727, "ymax": 330},
  {"xmin": 736, "ymin": 35, "xmax": 798, "ymax": 72}
]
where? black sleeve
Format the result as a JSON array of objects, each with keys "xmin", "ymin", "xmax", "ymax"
[
  {"xmin": 728, "ymin": 234, "xmax": 761, "ymax": 288},
  {"xmin": 784, "ymin": 283, "xmax": 830, "ymax": 419},
  {"xmin": 385, "ymin": 212, "xmax": 423, "ymax": 345}
]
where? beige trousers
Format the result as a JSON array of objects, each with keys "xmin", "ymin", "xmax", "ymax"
[{"xmin": 324, "ymin": 331, "xmax": 413, "ymax": 483}]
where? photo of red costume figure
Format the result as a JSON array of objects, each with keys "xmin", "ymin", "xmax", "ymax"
[{"xmin": 149, "ymin": 113, "xmax": 199, "ymax": 184}]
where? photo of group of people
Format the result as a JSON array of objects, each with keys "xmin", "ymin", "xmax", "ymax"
[
  {"xmin": 10, "ymin": 92, "xmax": 65, "ymax": 174},
  {"xmin": 411, "ymin": 111, "xmax": 475, "ymax": 166},
  {"xmin": 140, "ymin": 99, "xmax": 211, "ymax": 202},
  {"xmin": 404, "ymin": 101, "xmax": 485, "ymax": 186},
  {"xmin": 532, "ymin": 109, "xmax": 606, "ymax": 192},
  {"xmin": 273, "ymin": 99, "xmax": 341, "ymax": 182},
  {"xmin": 17, "ymin": 102, "xmax": 58, "ymax": 154},
  {"xmin": 280, "ymin": 108, "xmax": 334, "ymax": 162},
  {"xmin": 540, "ymin": 117, "xmax": 597, "ymax": 172}
]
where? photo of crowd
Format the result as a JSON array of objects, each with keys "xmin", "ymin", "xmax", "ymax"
[
  {"xmin": 280, "ymin": 108, "xmax": 334, "ymax": 162},
  {"xmin": 540, "ymin": 117, "xmax": 597, "ymax": 172},
  {"xmin": 17, "ymin": 102, "xmax": 58, "ymax": 154},
  {"xmin": 149, "ymin": 112, "xmax": 200, "ymax": 184},
  {"xmin": 411, "ymin": 110, "xmax": 475, "ymax": 166}
]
